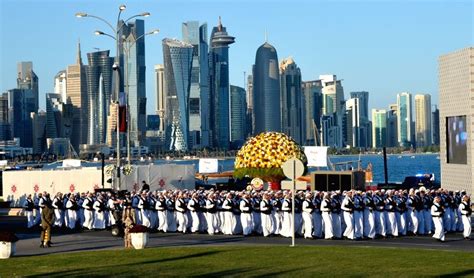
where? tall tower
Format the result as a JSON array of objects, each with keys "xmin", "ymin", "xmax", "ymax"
[
  {"xmin": 229, "ymin": 85, "xmax": 247, "ymax": 143},
  {"xmin": 66, "ymin": 41, "xmax": 88, "ymax": 151},
  {"xmin": 280, "ymin": 57, "xmax": 303, "ymax": 144},
  {"xmin": 397, "ymin": 92, "xmax": 413, "ymax": 148},
  {"xmin": 371, "ymin": 109, "xmax": 387, "ymax": 148},
  {"xmin": 85, "ymin": 50, "xmax": 114, "ymax": 145},
  {"xmin": 17, "ymin": 61, "xmax": 39, "ymax": 113},
  {"xmin": 414, "ymin": 94, "xmax": 432, "ymax": 147},
  {"xmin": 119, "ymin": 19, "xmax": 147, "ymax": 146},
  {"xmin": 209, "ymin": 17, "xmax": 235, "ymax": 149},
  {"xmin": 154, "ymin": 64, "xmax": 166, "ymax": 133},
  {"xmin": 253, "ymin": 37, "xmax": 280, "ymax": 133},
  {"xmin": 162, "ymin": 38, "xmax": 194, "ymax": 151},
  {"xmin": 182, "ymin": 21, "xmax": 210, "ymax": 149},
  {"xmin": 302, "ymin": 80, "xmax": 323, "ymax": 145}
]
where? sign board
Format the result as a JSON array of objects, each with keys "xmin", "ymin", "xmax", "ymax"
[
  {"xmin": 281, "ymin": 180, "xmax": 307, "ymax": 190},
  {"xmin": 198, "ymin": 158, "xmax": 219, "ymax": 173},
  {"xmin": 62, "ymin": 159, "xmax": 82, "ymax": 168},
  {"xmin": 251, "ymin": 178, "xmax": 264, "ymax": 191},
  {"xmin": 282, "ymin": 158, "xmax": 305, "ymax": 180},
  {"xmin": 304, "ymin": 146, "xmax": 328, "ymax": 167}
]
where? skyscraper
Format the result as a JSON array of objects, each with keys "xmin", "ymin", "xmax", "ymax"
[
  {"xmin": 397, "ymin": 92, "xmax": 413, "ymax": 148},
  {"xmin": 209, "ymin": 17, "xmax": 234, "ymax": 149},
  {"xmin": 344, "ymin": 98, "xmax": 360, "ymax": 147},
  {"xmin": 162, "ymin": 38, "xmax": 194, "ymax": 151},
  {"xmin": 302, "ymin": 80, "xmax": 323, "ymax": 146},
  {"xmin": 350, "ymin": 91, "xmax": 370, "ymax": 147},
  {"xmin": 54, "ymin": 70, "xmax": 67, "ymax": 103},
  {"xmin": 246, "ymin": 68, "xmax": 254, "ymax": 136},
  {"xmin": 320, "ymin": 75, "xmax": 344, "ymax": 148},
  {"xmin": 372, "ymin": 109, "xmax": 387, "ymax": 148},
  {"xmin": 66, "ymin": 41, "xmax": 88, "ymax": 151},
  {"xmin": 230, "ymin": 85, "xmax": 247, "ymax": 143},
  {"xmin": 386, "ymin": 104, "xmax": 398, "ymax": 147},
  {"xmin": 414, "ymin": 94, "xmax": 432, "ymax": 147},
  {"xmin": 85, "ymin": 50, "xmax": 114, "ymax": 145},
  {"xmin": 182, "ymin": 21, "xmax": 210, "ymax": 148},
  {"xmin": 119, "ymin": 19, "xmax": 147, "ymax": 146},
  {"xmin": 0, "ymin": 93, "xmax": 10, "ymax": 141},
  {"xmin": 154, "ymin": 64, "xmax": 166, "ymax": 133},
  {"xmin": 45, "ymin": 93, "xmax": 73, "ymax": 142},
  {"xmin": 432, "ymin": 105, "xmax": 440, "ymax": 145},
  {"xmin": 253, "ymin": 39, "xmax": 280, "ymax": 133},
  {"xmin": 17, "ymin": 61, "xmax": 39, "ymax": 113},
  {"xmin": 6, "ymin": 88, "xmax": 36, "ymax": 148},
  {"xmin": 439, "ymin": 47, "xmax": 473, "ymax": 193},
  {"xmin": 31, "ymin": 111, "xmax": 46, "ymax": 153},
  {"xmin": 280, "ymin": 57, "xmax": 303, "ymax": 144}
]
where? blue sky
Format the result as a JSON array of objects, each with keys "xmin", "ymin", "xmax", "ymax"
[{"xmin": 0, "ymin": 0, "xmax": 472, "ymax": 115}]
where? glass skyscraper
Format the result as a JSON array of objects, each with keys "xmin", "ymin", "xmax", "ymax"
[
  {"xmin": 162, "ymin": 38, "xmax": 194, "ymax": 151},
  {"xmin": 397, "ymin": 92, "xmax": 413, "ymax": 147},
  {"xmin": 182, "ymin": 21, "xmax": 210, "ymax": 149},
  {"xmin": 209, "ymin": 17, "xmax": 234, "ymax": 149},
  {"xmin": 372, "ymin": 109, "xmax": 387, "ymax": 148},
  {"xmin": 17, "ymin": 61, "xmax": 39, "ymax": 114},
  {"xmin": 85, "ymin": 50, "xmax": 114, "ymax": 145},
  {"xmin": 230, "ymin": 85, "xmax": 247, "ymax": 143},
  {"xmin": 302, "ymin": 80, "xmax": 323, "ymax": 145},
  {"xmin": 280, "ymin": 57, "xmax": 303, "ymax": 145},
  {"xmin": 253, "ymin": 40, "xmax": 280, "ymax": 133}
]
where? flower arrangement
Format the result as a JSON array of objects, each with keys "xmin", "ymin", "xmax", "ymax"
[
  {"xmin": 0, "ymin": 231, "xmax": 19, "ymax": 243},
  {"xmin": 128, "ymin": 224, "xmax": 149, "ymax": 233},
  {"xmin": 104, "ymin": 164, "xmax": 116, "ymax": 176},
  {"xmin": 234, "ymin": 132, "xmax": 308, "ymax": 182},
  {"xmin": 122, "ymin": 164, "xmax": 134, "ymax": 176}
]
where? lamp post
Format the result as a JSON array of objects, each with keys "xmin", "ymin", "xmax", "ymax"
[{"xmin": 76, "ymin": 5, "xmax": 158, "ymax": 190}]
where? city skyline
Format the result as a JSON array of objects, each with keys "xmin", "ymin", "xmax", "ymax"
[{"xmin": 1, "ymin": 1, "xmax": 472, "ymax": 116}]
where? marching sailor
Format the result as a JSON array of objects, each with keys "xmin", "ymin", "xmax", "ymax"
[
  {"xmin": 302, "ymin": 192, "xmax": 315, "ymax": 239},
  {"xmin": 459, "ymin": 195, "xmax": 472, "ymax": 240},
  {"xmin": 240, "ymin": 193, "xmax": 253, "ymax": 236},
  {"xmin": 187, "ymin": 193, "xmax": 200, "ymax": 233},
  {"xmin": 205, "ymin": 193, "xmax": 219, "ymax": 235},
  {"xmin": 260, "ymin": 193, "xmax": 274, "ymax": 237},
  {"xmin": 341, "ymin": 191, "xmax": 355, "ymax": 240},
  {"xmin": 175, "ymin": 192, "xmax": 188, "ymax": 233},
  {"xmin": 52, "ymin": 192, "xmax": 64, "ymax": 228},
  {"xmin": 24, "ymin": 194, "xmax": 35, "ymax": 228},
  {"xmin": 353, "ymin": 191, "xmax": 364, "ymax": 240},
  {"xmin": 92, "ymin": 194, "xmax": 106, "ymax": 230},
  {"xmin": 373, "ymin": 190, "xmax": 386, "ymax": 238},
  {"xmin": 156, "ymin": 193, "xmax": 167, "ymax": 232},
  {"xmin": 431, "ymin": 196, "xmax": 445, "ymax": 242},
  {"xmin": 65, "ymin": 194, "xmax": 78, "ymax": 230},
  {"xmin": 321, "ymin": 192, "xmax": 334, "ymax": 239},
  {"xmin": 363, "ymin": 191, "xmax": 376, "ymax": 239},
  {"xmin": 82, "ymin": 193, "xmax": 94, "ymax": 230}
]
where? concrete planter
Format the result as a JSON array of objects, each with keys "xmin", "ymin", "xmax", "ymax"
[
  {"xmin": 131, "ymin": 232, "xmax": 148, "ymax": 249},
  {"xmin": 0, "ymin": 242, "xmax": 15, "ymax": 259}
]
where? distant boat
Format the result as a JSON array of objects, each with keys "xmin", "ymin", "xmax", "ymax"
[
  {"xmin": 398, "ymin": 156, "xmax": 402, "ymax": 159},
  {"xmin": 436, "ymin": 156, "xmax": 440, "ymax": 160},
  {"xmin": 410, "ymin": 156, "xmax": 415, "ymax": 159}
]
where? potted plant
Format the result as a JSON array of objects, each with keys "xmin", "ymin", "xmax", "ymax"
[
  {"xmin": 234, "ymin": 132, "xmax": 308, "ymax": 190},
  {"xmin": 0, "ymin": 231, "xmax": 19, "ymax": 259},
  {"xmin": 129, "ymin": 224, "xmax": 149, "ymax": 249}
]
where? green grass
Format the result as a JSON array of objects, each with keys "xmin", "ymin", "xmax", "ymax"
[{"xmin": 1, "ymin": 245, "xmax": 473, "ymax": 277}]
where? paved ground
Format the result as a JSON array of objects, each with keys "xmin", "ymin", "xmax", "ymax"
[{"xmin": 2, "ymin": 216, "xmax": 473, "ymax": 257}]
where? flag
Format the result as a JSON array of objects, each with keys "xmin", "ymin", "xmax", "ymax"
[{"xmin": 118, "ymin": 92, "xmax": 127, "ymax": 132}]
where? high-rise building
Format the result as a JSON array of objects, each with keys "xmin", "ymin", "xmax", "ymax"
[
  {"xmin": 432, "ymin": 105, "xmax": 440, "ymax": 145},
  {"xmin": 230, "ymin": 85, "xmax": 247, "ymax": 143},
  {"xmin": 439, "ymin": 47, "xmax": 473, "ymax": 193},
  {"xmin": 320, "ymin": 75, "xmax": 344, "ymax": 148},
  {"xmin": 17, "ymin": 61, "xmax": 39, "ymax": 113},
  {"xmin": 386, "ymin": 104, "xmax": 398, "ymax": 147},
  {"xmin": 31, "ymin": 111, "xmax": 46, "ymax": 153},
  {"xmin": 154, "ymin": 64, "xmax": 166, "ymax": 132},
  {"xmin": 280, "ymin": 57, "xmax": 304, "ymax": 144},
  {"xmin": 162, "ymin": 38, "xmax": 194, "ymax": 151},
  {"xmin": 372, "ymin": 109, "xmax": 387, "ymax": 148},
  {"xmin": 397, "ymin": 92, "xmax": 413, "ymax": 148},
  {"xmin": 246, "ymin": 69, "xmax": 254, "ymax": 136},
  {"xmin": 85, "ymin": 50, "xmax": 114, "ymax": 145},
  {"xmin": 302, "ymin": 80, "xmax": 323, "ymax": 146},
  {"xmin": 45, "ymin": 93, "xmax": 73, "ymax": 142},
  {"xmin": 344, "ymin": 98, "xmax": 360, "ymax": 147},
  {"xmin": 54, "ymin": 70, "xmax": 67, "ymax": 103},
  {"xmin": 209, "ymin": 17, "xmax": 234, "ymax": 149},
  {"xmin": 66, "ymin": 41, "xmax": 88, "ymax": 151},
  {"xmin": 350, "ymin": 91, "xmax": 370, "ymax": 148},
  {"xmin": 414, "ymin": 94, "xmax": 432, "ymax": 147},
  {"xmin": 182, "ymin": 21, "xmax": 210, "ymax": 149},
  {"xmin": 253, "ymin": 39, "xmax": 280, "ymax": 134},
  {"xmin": 6, "ymin": 88, "xmax": 36, "ymax": 148},
  {"xmin": 0, "ymin": 93, "xmax": 10, "ymax": 141},
  {"xmin": 119, "ymin": 19, "xmax": 147, "ymax": 146}
]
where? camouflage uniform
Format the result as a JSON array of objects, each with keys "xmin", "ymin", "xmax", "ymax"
[
  {"xmin": 122, "ymin": 206, "xmax": 136, "ymax": 248},
  {"xmin": 40, "ymin": 205, "xmax": 54, "ymax": 247}
]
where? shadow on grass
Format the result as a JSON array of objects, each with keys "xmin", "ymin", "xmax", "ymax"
[
  {"xmin": 440, "ymin": 269, "xmax": 474, "ymax": 277},
  {"xmin": 26, "ymin": 250, "xmax": 221, "ymax": 277}
]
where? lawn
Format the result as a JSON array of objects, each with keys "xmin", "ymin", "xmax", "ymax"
[{"xmin": 1, "ymin": 245, "xmax": 473, "ymax": 277}]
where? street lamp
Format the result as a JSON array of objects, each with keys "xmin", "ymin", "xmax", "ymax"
[{"xmin": 76, "ymin": 4, "xmax": 158, "ymax": 190}]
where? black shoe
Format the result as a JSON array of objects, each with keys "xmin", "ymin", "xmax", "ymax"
[
  {"xmin": 465, "ymin": 237, "xmax": 471, "ymax": 240},
  {"xmin": 45, "ymin": 242, "xmax": 52, "ymax": 247},
  {"xmin": 40, "ymin": 242, "xmax": 44, "ymax": 248}
]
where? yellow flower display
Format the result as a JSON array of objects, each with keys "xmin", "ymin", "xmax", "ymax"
[{"xmin": 234, "ymin": 132, "xmax": 307, "ymax": 181}]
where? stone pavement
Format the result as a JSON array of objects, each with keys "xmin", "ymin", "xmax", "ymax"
[{"xmin": 1, "ymin": 216, "xmax": 473, "ymax": 256}]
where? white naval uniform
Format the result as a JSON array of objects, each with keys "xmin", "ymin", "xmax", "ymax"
[
  {"xmin": 156, "ymin": 199, "xmax": 167, "ymax": 232},
  {"xmin": 302, "ymin": 199, "xmax": 315, "ymax": 239},
  {"xmin": 459, "ymin": 201, "xmax": 472, "ymax": 238},
  {"xmin": 24, "ymin": 199, "xmax": 35, "ymax": 228},
  {"xmin": 107, "ymin": 199, "xmax": 117, "ymax": 226},
  {"xmin": 363, "ymin": 196, "xmax": 375, "ymax": 239},
  {"xmin": 205, "ymin": 199, "xmax": 218, "ymax": 235},
  {"xmin": 280, "ymin": 199, "xmax": 292, "ymax": 238},
  {"xmin": 175, "ymin": 198, "xmax": 188, "ymax": 233},
  {"xmin": 373, "ymin": 195, "xmax": 386, "ymax": 237},
  {"xmin": 187, "ymin": 198, "xmax": 200, "ymax": 233},
  {"xmin": 353, "ymin": 196, "xmax": 364, "ymax": 239},
  {"xmin": 221, "ymin": 199, "xmax": 235, "ymax": 235},
  {"xmin": 407, "ymin": 196, "xmax": 418, "ymax": 234},
  {"xmin": 165, "ymin": 199, "xmax": 177, "ymax": 232},
  {"xmin": 431, "ymin": 202, "xmax": 445, "ymax": 241},
  {"xmin": 92, "ymin": 200, "xmax": 106, "ymax": 230},
  {"xmin": 82, "ymin": 197, "xmax": 94, "ymax": 230},
  {"xmin": 260, "ymin": 200, "xmax": 274, "ymax": 237},
  {"xmin": 312, "ymin": 199, "xmax": 323, "ymax": 238},
  {"xmin": 341, "ymin": 196, "xmax": 355, "ymax": 240},
  {"xmin": 52, "ymin": 197, "xmax": 64, "ymax": 227},
  {"xmin": 320, "ymin": 198, "xmax": 333, "ymax": 239},
  {"xmin": 240, "ymin": 199, "xmax": 253, "ymax": 236},
  {"xmin": 65, "ymin": 199, "xmax": 78, "ymax": 229}
]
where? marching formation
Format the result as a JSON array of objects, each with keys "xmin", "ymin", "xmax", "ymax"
[{"xmin": 24, "ymin": 187, "xmax": 472, "ymax": 242}]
